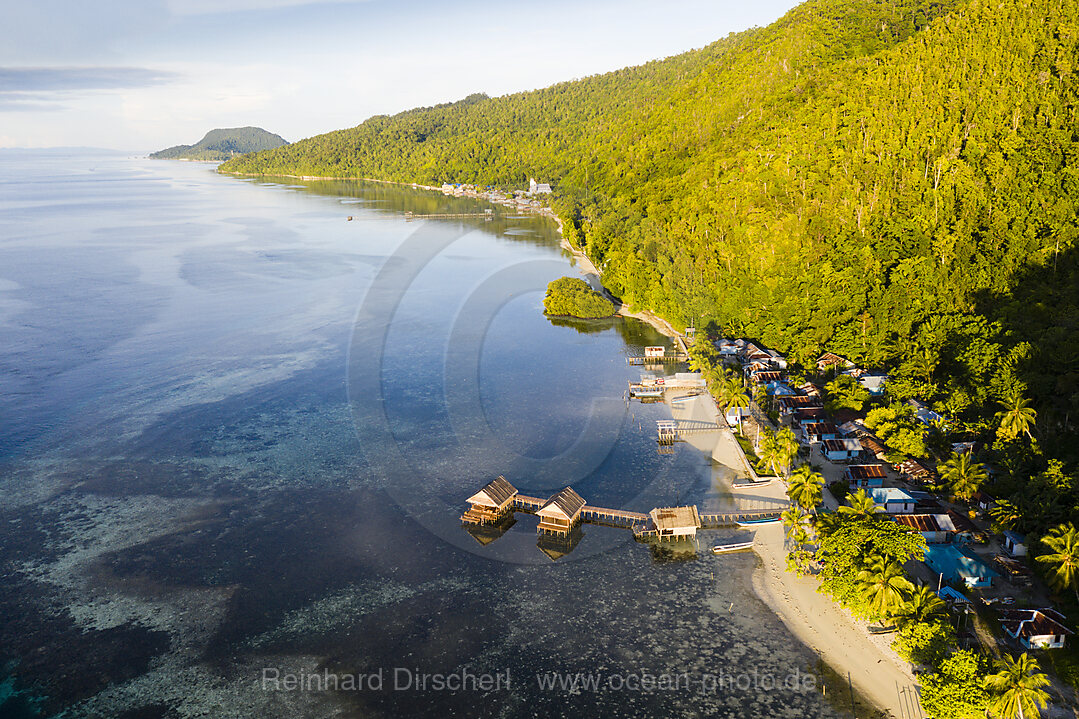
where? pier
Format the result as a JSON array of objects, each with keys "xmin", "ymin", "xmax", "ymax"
[
  {"xmin": 461, "ymin": 477, "xmax": 789, "ymax": 556},
  {"xmin": 626, "ymin": 345, "xmax": 688, "ymax": 364},
  {"xmin": 404, "ymin": 209, "xmax": 493, "ymax": 221},
  {"xmin": 656, "ymin": 419, "xmax": 720, "ymax": 443},
  {"xmin": 627, "ymin": 353, "xmax": 688, "ymax": 365}
]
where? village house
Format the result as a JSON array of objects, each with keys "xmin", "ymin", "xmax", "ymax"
[
  {"xmin": 823, "ymin": 437, "xmax": 863, "ymax": 462},
  {"xmin": 869, "ymin": 487, "xmax": 916, "ymax": 513},
  {"xmin": 845, "ymin": 464, "xmax": 888, "ymax": 488},
  {"xmin": 724, "ymin": 406, "xmax": 752, "ymax": 427},
  {"xmin": 749, "ymin": 369, "xmax": 784, "ymax": 386},
  {"xmin": 841, "ymin": 367, "xmax": 889, "ymax": 396},
  {"xmin": 793, "ymin": 407, "xmax": 828, "ymax": 425},
  {"xmin": 893, "ymin": 513, "xmax": 957, "ymax": 543},
  {"xmin": 648, "ymin": 506, "xmax": 702, "ymax": 541},
  {"xmin": 536, "ymin": 487, "xmax": 586, "ymax": 535},
  {"xmin": 461, "ymin": 476, "xmax": 519, "ymax": 525},
  {"xmin": 924, "ymin": 543, "xmax": 997, "ymax": 588},
  {"xmin": 896, "ymin": 457, "xmax": 936, "ymax": 485},
  {"xmin": 972, "ymin": 491, "xmax": 996, "ymax": 512},
  {"xmin": 908, "ymin": 398, "xmax": 945, "ymax": 426},
  {"xmin": 859, "ymin": 435, "xmax": 889, "ymax": 461},
  {"xmin": 816, "ymin": 352, "xmax": 855, "ymax": 372},
  {"xmin": 945, "ymin": 509, "xmax": 984, "ymax": 544},
  {"xmin": 999, "ymin": 609, "xmax": 1073, "ymax": 650},
  {"xmin": 1003, "ymin": 530, "xmax": 1028, "ymax": 557},
  {"xmin": 801, "ymin": 421, "xmax": 839, "ymax": 445},
  {"xmin": 777, "ymin": 395, "xmax": 824, "ymax": 417},
  {"xmin": 837, "ymin": 419, "xmax": 869, "ymax": 436}
]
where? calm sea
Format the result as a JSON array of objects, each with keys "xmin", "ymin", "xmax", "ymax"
[{"xmin": 0, "ymin": 150, "xmax": 845, "ymax": 718}]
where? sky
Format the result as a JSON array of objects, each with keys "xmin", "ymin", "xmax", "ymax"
[{"xmin": 0, "ymin": 0, "xmax": 801, "ymax": 150}]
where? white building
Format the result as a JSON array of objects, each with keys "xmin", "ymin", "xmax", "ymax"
[
  {"xmin": 528, "ymin": 177, "xmax": 552, "ymax": 195},
  {"xmin": 869, "ymin": 487, "xmax": 916, "ymax": 513}
]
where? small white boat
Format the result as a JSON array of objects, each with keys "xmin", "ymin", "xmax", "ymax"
[{"xmin": 712, "ymin": 541, "xmax": 754, "ymax": 554}]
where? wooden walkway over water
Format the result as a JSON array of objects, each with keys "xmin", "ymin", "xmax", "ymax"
[
  {"xmin": 405, "ymin": 210, "xmax": 493, "ymax": 221},
  {"xmin": 627, "ymin": 354, "xmax": 688, "ymax": 365},
  {"xmin": 657, "ymin": 419, "xmax": 720, "ymax": 444},
  {"xmin": 472, "ymin": 486, "xmax": 787, "ymax": 538}
]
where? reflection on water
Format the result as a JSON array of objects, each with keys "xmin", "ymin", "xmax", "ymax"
[{"xmin": 0, "ymin": 153, "xmax": 847, "ymax": 718}]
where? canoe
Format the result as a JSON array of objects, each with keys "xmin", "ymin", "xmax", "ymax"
[
  {"xmin": 712, "ymin": 541, "xmax": 754, "ymax": 554},
  {"xmin": 737, "ymin": 517, "xmax": 782, "ymax": 527}
]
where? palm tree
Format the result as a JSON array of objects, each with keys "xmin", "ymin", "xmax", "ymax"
[
  {"xmin": 781, "ymin": 506, "xmax": 806, "ymax": 541},
  {"xmin": 773, "ymin": 426, "xmax": 799, "ymax": 477},
  {"xmin": 990, "ymin": 500, "xmax": 1022, "ymax": 531},
  {"xmin": 813, "ymin": 511, "xmax": 841, "ymax": 537},
  {"xmin": 984, "ymin": 653, "xmax": 1051, "ymax": 719},
  {"xmin": 856, "ymin": 556, "xmax": 914, "ymax": 620},
  {"xmin": 787, "ymin": 464, "xmax": 825, "ymax": 513},
  {"xmin": 838, "ymin": 489, "xmax": 883, "ymax": 520},
  {"xmin": 718, "ymin": 376, "xmax": 751, "ymax": 435},
  {"xmin": 892, "ymin": 584, "xmax": 948, "ymax": 628},
  {"xmin": 938, "ymin": 451, "xmax": 989, "ymax": 501},
  {"xmin": 996, "ymin": 393, "xmax": 1037, "ymax": 442},
  {"xmin": 757, "ymin": 428, "xmax": 780, "ymax": 475},
  {"xmin": 1035, "ymin": 523, "xmax": 1079, "ymax": 602}
]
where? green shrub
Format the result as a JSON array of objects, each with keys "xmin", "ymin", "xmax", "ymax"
[{"xmin": 892, "ymin": 621, "xmax": 955, "ymax": 668}]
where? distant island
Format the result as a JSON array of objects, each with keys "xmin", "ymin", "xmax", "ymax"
[{"xmin": 150, "ymin": 127, "xmax": 287, "ymax": 161}]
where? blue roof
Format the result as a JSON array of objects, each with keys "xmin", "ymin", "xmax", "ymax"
[
  {"xmin": 1003, "ymin": 530, "xmax": 1027, "ymax": 544},
  {"xmin": 925, "ymin": 544, "xmax": 998, "ymax": 585}
]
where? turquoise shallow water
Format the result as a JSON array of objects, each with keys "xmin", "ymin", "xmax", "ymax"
[{"xmin": 0, "ymin": 151, "xmax": 845, "ymax": 718}]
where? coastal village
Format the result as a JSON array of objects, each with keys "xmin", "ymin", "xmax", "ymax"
[
  {"xmin": 461, "ymin": 319, "xmax": 1078, "ymax": 714},
  {"xmin": 439, "ymin": 177, "xmax": 553, "ymax": 212},
  {"xmin": 429, "ymin": 170, "xmax": 1077, "ymax": 715}
]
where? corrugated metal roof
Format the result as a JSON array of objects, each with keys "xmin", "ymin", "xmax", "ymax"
[
  {"xmin": 539, "ymin": 487, "xmax": 586, "ymax": 519},
  {"xmin": 467, "ymin": 475, "xmax": 518, "ymax": 508},
  {"xmin": 847, "ymin": 464, "xmax": 887, "ymax": 480}
]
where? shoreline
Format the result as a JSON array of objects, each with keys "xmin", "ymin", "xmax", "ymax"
[
  {"xmin": 224, "ymin": 168, "xmax": 686, "ymax": 341},
  {"xmin": 683, "ymin": 394, "xmax": 915, "ymax": 718},
  {"xmin": 230, "ymin": 169, "xmax": 916, "ymax": 715}
]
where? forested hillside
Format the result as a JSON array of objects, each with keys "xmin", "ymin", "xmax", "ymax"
[
  {"xmin": 152, "ymin": 126, "xmax": 287, "ymax": 160},
  {"xmin": 222, "ymin": 0, "xmax": 1079, "ymax": 466}
]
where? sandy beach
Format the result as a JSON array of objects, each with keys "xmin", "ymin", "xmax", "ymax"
[
  {"xmin": 750, "ymin": 522, "xmax": 921, "ymax": 718},
  {"xmin": 671, "ymin": 393, "xmax": 919, "ymax": 718}
]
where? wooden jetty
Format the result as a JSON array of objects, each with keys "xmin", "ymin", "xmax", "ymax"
[
  {"xmin": 627, "ymin": 354, "xmax": 688, "ymax": 365},
  {"xmin": 656, "ymin": 419, "xmax": 720, "ymax": 443},
  {"xmin": 461, "ymin": 478, "xmax": 789, "ymax": 553},
  {"xmin": 405, "ymin": 209, "xmax": 493, "ymax": 221}
]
